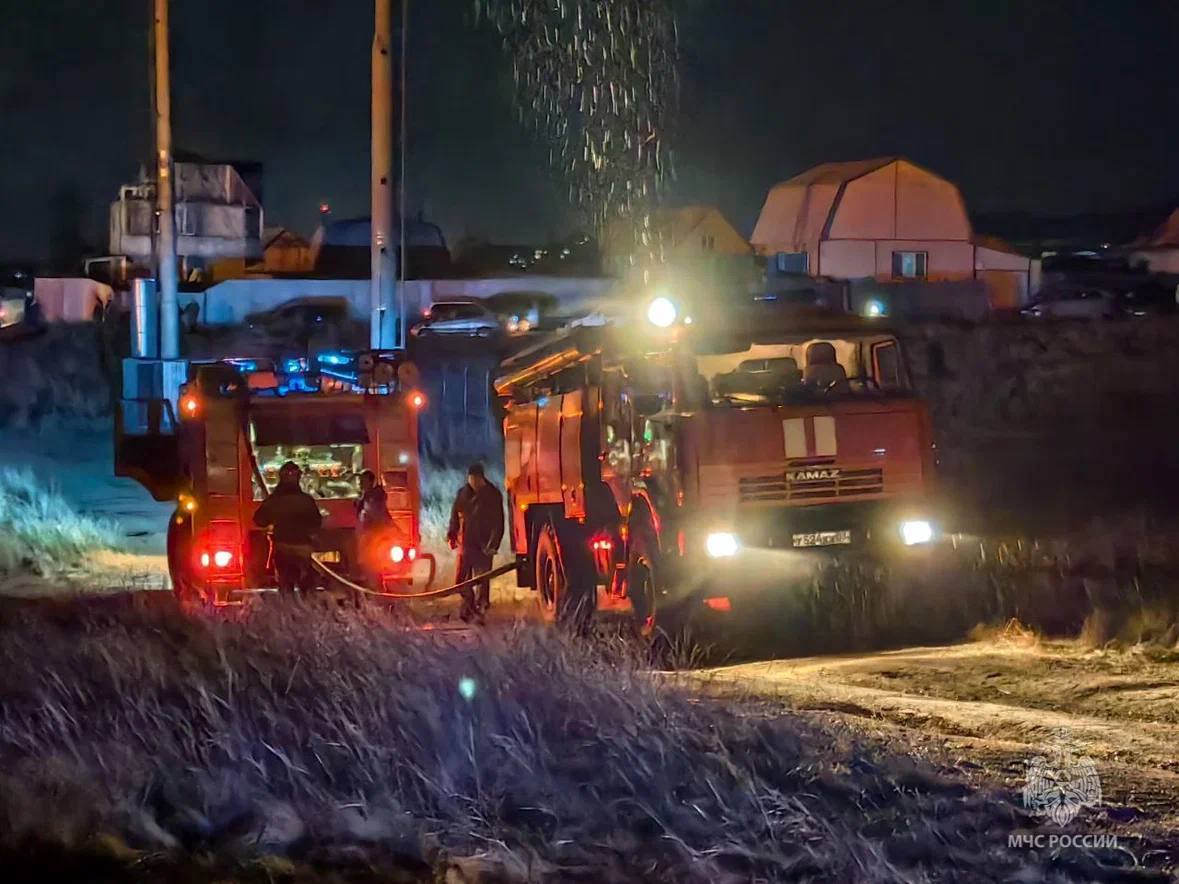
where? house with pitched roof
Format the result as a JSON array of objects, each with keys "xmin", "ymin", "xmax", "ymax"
[{"xmin": 751, "ymin": 157, "xmax": 1037, "ymax": 310}]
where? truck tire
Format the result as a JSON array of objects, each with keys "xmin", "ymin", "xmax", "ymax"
[
  {"xmin": 534, "ymin": 521, "xmax": 594, "ymax": 631},
  {"xmin": 626, "ymin": 526, "xmax": 660, "ymax": 637}
]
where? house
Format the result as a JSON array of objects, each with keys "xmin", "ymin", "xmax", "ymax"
[
  {"xmin": 309, "ymin": 215, "xmax": 452, "ymax": 279},
  {"xmin": 602, "ymin": 205, "xmax": 758, "ymax": 305},
  {"xmin": 604, "ymin": 205, "xmax": 752, "ymax": 274},
  {"xmin": 751, "ymin": 158, "xmax": 1037, "ymax": 310},
  {"xmin": 1127, "ymin": 208, "xmax": 1179, "ymax": 274},
  {"xmin": 109, "ymin": 160, "xmax": 263, "ymax": 263},
  {"xmin": 209, "ymin": 227, "xmax": 314, "ymax": 281}
]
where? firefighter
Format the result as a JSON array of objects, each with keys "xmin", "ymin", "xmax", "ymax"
[
  {"xmin": 447, "ymin": 463, "xmax": 504, "ymax": 623},
  {"xmin": 355, "ymin": 469, "xmax": 392, "ymax": 592},
  {"xmin": 356, "ymin": 470, "xmax": 391, "ymax": 530},
  {"xmin": 253, "ymin": 461, "xmax": 323, "ymax": 596}
]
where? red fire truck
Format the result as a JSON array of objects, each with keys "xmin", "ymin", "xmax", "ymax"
[
  {"xmin": 495, "ymin": 300, "xmax": 937, "ymax": 630},
  {"xmin": 116, "ymin": 350, "xmax": 427, "ymax": 605}
]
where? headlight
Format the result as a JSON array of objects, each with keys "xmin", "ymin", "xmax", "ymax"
[
  {"xmin": 705, "ymin": 532, "xmax": 739, "ymax": 558},
  {"xmin": 646, "ymin": 296, "xmax": 678, "ymax": 328},
  {"xmin": 900, "ymin": 520, "xmax": 934, "ymax": 546}
]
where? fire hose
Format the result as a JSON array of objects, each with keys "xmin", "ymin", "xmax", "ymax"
[
  {"xmin": 310, "ymin": 555, "xmax": 516, "ymax": 601},
  {"xmin": 233, "ymin": 385, "xmax": 515, "ymax": 603}
]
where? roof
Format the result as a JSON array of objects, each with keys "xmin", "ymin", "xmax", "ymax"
[
  {"xmin": 752, "ymin": 157, "xmax": 970, "ymax": 252},
  {"xmin": 772, "ymin": 157, "xmax": 897, "ymax": 191},
  {"xmin": 1135, "ymin": 208, "xmax": 1179, "ymax": 249}
]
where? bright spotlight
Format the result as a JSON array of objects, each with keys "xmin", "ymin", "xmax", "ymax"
[
  {"xmin": 646, "ymin": 296, "xmax": 678, "ymax": 328},
  {"xmin": 900, "ymin": 520, "xmax": 934, "ymax": 546},
  {"xmin": 863, "ymin": 299, "xmax": 886, "ymax": 318},
  {"xmin": 705, "ymin": 532, "xmax": 739, "ymax": 558}
]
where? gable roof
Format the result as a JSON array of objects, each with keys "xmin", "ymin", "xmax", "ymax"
[
  {"xmin": 775, "ymin": 157, "xmax": 897, "ymax": 190},
  {"xmin": 1136, "ymin": 208, "xmax": 1179, "ymax": 249}
]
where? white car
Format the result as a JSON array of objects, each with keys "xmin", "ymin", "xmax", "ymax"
[
  {"xmin": 1021, "ymin": 288, "xmax": 1120, "ymax": 320},
  {"xmin": 411, "ymin": 300, "xmax": 501, "ymax": 337}
]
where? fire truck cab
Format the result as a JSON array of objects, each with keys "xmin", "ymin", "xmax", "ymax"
[
  {"xmin": 496, "ymin": 303, "xmax": 937, "ymax": 629},
  {"xmin": 116, "ymin": 350, "xmax": 426, "ymax": 605}
]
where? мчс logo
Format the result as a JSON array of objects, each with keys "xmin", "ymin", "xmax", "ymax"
[{"xmin": 1022, "ymin": 729, "xmax": 1102, "ymax": 826}]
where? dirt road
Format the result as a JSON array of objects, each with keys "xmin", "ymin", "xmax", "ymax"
[{"xmin": 687, "ymin": 634, "xmax": 1179, "ymax": 864}]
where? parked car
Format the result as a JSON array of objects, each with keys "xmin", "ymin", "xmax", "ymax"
[
  {"xmin": 1020, "ymin": 288, "xmax": 1120, "ymax": 320},
  {"xmin": 411, "ymin": 300, "xmax": 500, "ymax": 337},
  {"xmin": 245, "ymin": 297, "xmax": 350, "ymax": 337},
  {"xmin": 485, "ymin": 291, "xmax": 559, "ymax": 335},
  {"xmin": 0, "ymin": 289, "xmax": 44, "ymax": 341},
  {"xmin": 1118, "ymin": 281, "xmax": 1178, "ymax": 317}
]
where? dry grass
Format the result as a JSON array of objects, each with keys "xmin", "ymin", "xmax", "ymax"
[
  {"xmin": 0, "ymin": 467, "xmax": 119, "ymax": 578},
  {"xmin": 0, "ymin": 598, "xmax": 1110, "ymax": 882}
]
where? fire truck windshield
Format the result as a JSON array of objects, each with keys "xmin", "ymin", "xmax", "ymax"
[
  {"xmin": 249, "ymin": 410, "xmax": 368, "ymax": 500},
  {"xmin": 690, "ymin": 334, "xmax": 911, "ymax": 406}
]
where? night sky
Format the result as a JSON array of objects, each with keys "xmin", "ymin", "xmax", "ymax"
[{"xmin": 1, "ymin": 0, "xmax": 1177, "ymax": 264}]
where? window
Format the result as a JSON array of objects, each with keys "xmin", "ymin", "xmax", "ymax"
[
  {"xmin": 872, "ymin": 341, "xmax": 902, "ymax": 390},
  {"xmin": 178, "ymin": 205, "xmax": 197, "ymax": 236},
  {"xmin": 774, "ymin": 252, "xmax": 808, "ymax": 274},
  {"xmin": 892, "ymin": 251, "xmax": 927, "ymax": 279},
  {"xmin": 701, "ymin": 234, "xmax": 716, "ymax": 251}
]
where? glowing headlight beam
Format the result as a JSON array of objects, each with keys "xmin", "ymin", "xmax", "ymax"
[
  {"xmin": 646, "ymin": 296, "xmax": 678, "ymax": 328},
  {"xmin": 900, "ymin": 520, "xmax": 934, "ymax": 546},
  {"xmin": 705, "ymin": 532, "xmax": 739, "ymax": 558}
]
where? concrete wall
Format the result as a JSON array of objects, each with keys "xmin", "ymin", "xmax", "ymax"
[
  {"xmin": 180, "ymin": 275, "xmax": 616, "ymax": 327},
  {"xmin": 1129, "ymin": 249, "xmax": 1179, "ymax": 275}
]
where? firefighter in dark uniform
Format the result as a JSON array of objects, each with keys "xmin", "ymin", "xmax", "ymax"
[
  {"xmin": 253, "ymin": 461, "xmax": 323, "ymax": 596},
  {"xmin": 447, "ymin": 463, "xmax": 504, "ymax": 623},
  {"xmin": 355, "ymin": 469, "xmax": 392, "ymax": 592}
]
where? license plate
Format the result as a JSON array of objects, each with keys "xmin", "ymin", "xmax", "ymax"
[
  {"xmin": 315, "ymin": 551, "xmax": 341, "ymax": 563},
  {"xmin": 792, "ymin": 530, "xmax": 852, "ymax": 548}
]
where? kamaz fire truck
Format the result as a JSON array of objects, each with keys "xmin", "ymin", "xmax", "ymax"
[
  {"xmin": 495, "ymin": 299, "xmax": 937, "ymax": 630},
  {"xmin": 116, "ymin": 350, "xmax": 427, "ymax": 605}
]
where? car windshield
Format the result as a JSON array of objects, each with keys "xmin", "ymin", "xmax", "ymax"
[{"xmin": 690, "ymin": 335, "xmax": 910, "ymax": 406}]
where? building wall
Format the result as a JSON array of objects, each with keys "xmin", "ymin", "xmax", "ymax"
[
  {"xmin": 181, "ymin": 276, "xmax": 615, "ymax": 327},
  {"xmin": 1129, "ymin": 249, "xmax": 1179, "ymax": 274},
  {"xmin": 817, "ymin": 239, "xmax": 975, "ymax": 281},
  {"xmin": 668, "ymin": 209, "xmax": 753, "ymax": 260}
]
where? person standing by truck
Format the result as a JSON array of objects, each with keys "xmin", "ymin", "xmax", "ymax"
[
  {"xmin": 447, "ymin": 463, "xmax": 504, "ymax": 623},
  {"xmin": 253, "ymin": 461, "xmax": 323, "ymax": 596}
]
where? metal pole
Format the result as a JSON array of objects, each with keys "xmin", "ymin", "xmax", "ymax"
[
  {"xmin": 153, "ymin": 0, "xmax": 179, "ymax": 360},
  {"xmin": 398, "ymin": 0, "xmax": 409, "ymax": 349},
  {"xmin": 371, "ymin": 0, "xmax": 396, "ymax": 349}
]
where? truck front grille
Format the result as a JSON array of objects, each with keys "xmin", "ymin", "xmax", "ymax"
[{"xmin": 739, "ymin": 467, "xmax": 884, "ymax": 503}]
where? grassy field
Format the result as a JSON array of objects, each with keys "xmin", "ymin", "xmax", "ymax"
[
  {"xmin": 0, "ymin": 595, "xmax": 1133, "ymax": 883},
  {"xmin": 0, "ymin": 466, "xmax": 120, "ymax": 578}
]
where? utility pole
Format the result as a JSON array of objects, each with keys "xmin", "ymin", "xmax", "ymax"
[
  {"xmin": 153, "ymin": 0, "xmax": 179, "ymax": 360},
  {"xmin": 371, "ymin": 0, "xmax": 396, "ymax": 349}
]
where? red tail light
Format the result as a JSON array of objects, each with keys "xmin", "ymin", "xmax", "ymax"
[
  {"xmin": 703, "ymin": 596, "xmax": 732, "ymax": 613},
  {"xmin": 193, "ymin": 521, "xmax": 242, "ymax": 574},
  {"xmin": 198, "ymin": 548, "xmax": 235, "ymax": 570},
  {"xmin": 388, "ymin": 544, "xmax": 416, "ymax": 565}
]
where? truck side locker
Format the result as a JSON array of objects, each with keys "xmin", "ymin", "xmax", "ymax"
[
  {"xmin": 503, "ymin": 404, "xmax": 528, "ymax": 556},
  {"xmin": 536, "ymin": 396, "xmax": 563, "ymax": 505},
  {"xmin": 560, "ymin": 389, "xmax": 586, "ymax": 520}
]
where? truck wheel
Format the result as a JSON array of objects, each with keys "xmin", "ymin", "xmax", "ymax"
[
  {"xmin": 166, "ymin": 510, "xmax": 203, "ymax": 606},
  {"xmin": 534, "ymin": 522, "xmax": 594, "ymax": 631},
  {"xmin": 626, "ymin": 528, "xmax": 660, "ymax": 637}
]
